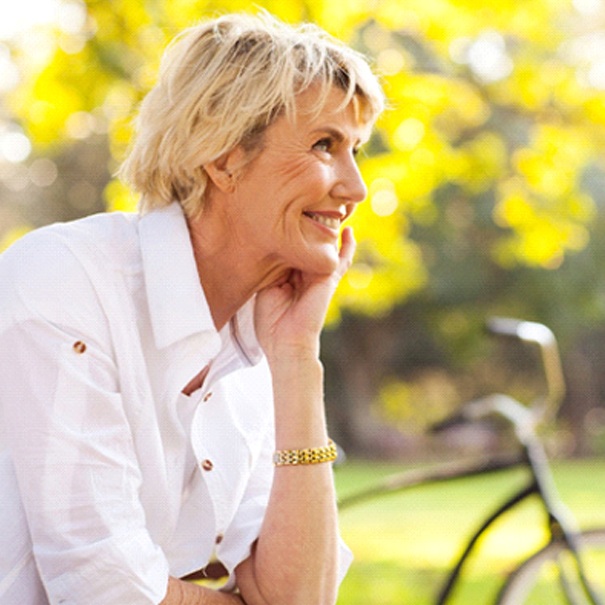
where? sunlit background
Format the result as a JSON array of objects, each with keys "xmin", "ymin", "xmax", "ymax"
[
  {"xmin": 4, "ymin": 0, "xmax": 605, "ymax": 454},
  {"xmin": 5, "ymin": 2, "xmax": 605, "ymax": 603}
]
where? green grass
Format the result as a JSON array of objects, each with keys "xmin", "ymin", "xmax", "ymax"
[{"xmin": 334, "ymin": 458, "xmax": 605, "ymax": 604}]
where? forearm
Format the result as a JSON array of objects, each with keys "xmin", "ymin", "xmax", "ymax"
[
  {"xmin": 161, "ymin": 577, "xmax": 245, "ymax": 605},
  {"xmin": 237, "ymin": 357, "xmax": 340, "ymax": 605}
]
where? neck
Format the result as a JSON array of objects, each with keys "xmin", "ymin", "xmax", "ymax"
[{"xmin": 187, "ymin": 212, "xmax": 287, "ymax": 331}]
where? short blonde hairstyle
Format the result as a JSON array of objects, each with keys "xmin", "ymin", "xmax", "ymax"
[{"xmin": 119, "ymin": 12, "xmax": 385, "ymax": 217}]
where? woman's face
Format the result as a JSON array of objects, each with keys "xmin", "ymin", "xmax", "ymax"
[{"xmin": 224, "ymin": 86, "xmax": 371, "ymax": 277}]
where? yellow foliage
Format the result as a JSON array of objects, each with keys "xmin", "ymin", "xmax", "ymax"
[
  {"xmin": 455, "ymin": 132, "xmax": 508, "ymax": 193},
  {"xmin": 332, "ymin": 198, "xmax": 427, "ymax": 318},
  {"xmin": 568, "ymin": 192, "xmax": 596, "ymax": 223},
  {"xmin": 374, "ymin": 0, "xmax": 431, "ymax": 33},
  {"xmin": 311, "ymin": 0, "xmax": 373, "ymax": 38},
  {"xmin": 493, "ymin": 228, "xmax": 566, "ymax": 270},
  {"xmin": 361, "ymin": 151, "xmax": 442, "ymax": 215},
  {"xmin": 437, "ymin": 81, "xmax": 491, "ymax": 134},
  {"xmin": 377, "ymin": 372, "xmax": 460, "ymax": 432},
  {"xmin": 9, "ymin": 67, "xmax": 81, "ymax": 148},
  {"xmin": 5, "ymin": 0, "xmax": 604, "ymax": 320},
  {"xmin": 485, "ymin": 115, "xmax": 598, "ymax": 270},
  {"xmin": 104, "ymin": 179, "xmax": 138, "ymax": 213},
  {"xmin": 335, "ymin": 246, "xmax": 427, "ymax": 318},
  {"xmin": 495, "ymin": 189, "xmax": 535, "ymax": 229},
  {"xmin": 583, "ymin": 96, "xmax": 605, "ymax": 131},
  {"xmin": 0, "ymin": 226, "xmax": 33, "ymax": 253},
  {"xmin": 382, "ymin": 72, "xmax": 489, "ymax": 155},
  {"xmin": 325, "ymin": 156, "xmax": 429, "ymax": 320},
  {"xmin": 494, "ymin": 180, "xmax": 594, "ymax": 269}
]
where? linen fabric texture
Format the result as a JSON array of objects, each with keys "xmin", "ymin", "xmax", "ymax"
[{"xmin": 0, "ymin": 203, "xmax": 352, "ymax": 604}]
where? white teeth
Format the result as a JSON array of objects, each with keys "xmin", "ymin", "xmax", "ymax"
[{"xmin": 306, "ymin": 213, "xmax": 340, "ymax": 229}]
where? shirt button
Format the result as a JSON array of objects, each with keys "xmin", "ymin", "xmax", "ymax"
[
  {"xmin": 201, "ymin": 459, "xmax": 214, "ymax": 471},
  {"xmin": 203, "ymin": 392, "xmax": 213, "ymax": 402},
  {"xmin": 215, "ymin": 534, "xmax": 224, "ymax": 545},
  {"xmin": 73, "ymin": 341, "xmax": 86, "ymax": 354}
]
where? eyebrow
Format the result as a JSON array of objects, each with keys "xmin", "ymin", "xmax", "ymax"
[{"xmin": 311, "ymin": 126, "xmax": 364, "ymax": 147}]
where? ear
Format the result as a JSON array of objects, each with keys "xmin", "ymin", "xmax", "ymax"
[{"xmin": 204, "ymin": 146, "xmax": 247, "ymax": 193}]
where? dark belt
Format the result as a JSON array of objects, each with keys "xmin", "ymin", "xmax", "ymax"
[{"xmin": 181, "ymin": 561, "xmax": 229, "ymax": 581}]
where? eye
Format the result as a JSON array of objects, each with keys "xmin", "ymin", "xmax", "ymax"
[{"xmin": 312, "ymin": 137, "xmax": 333, "ymax": 153}]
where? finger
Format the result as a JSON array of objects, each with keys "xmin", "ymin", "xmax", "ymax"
[{"xmin": 337, "ymin": 227, "xmax": 356, "ymax": 275}]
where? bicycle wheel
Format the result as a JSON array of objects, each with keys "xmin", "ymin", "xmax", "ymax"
[{"xmin": 497, "ymin": 529, "xmax": 605, "ymax": 605}]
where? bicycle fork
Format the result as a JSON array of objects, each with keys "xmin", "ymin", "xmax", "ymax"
[
  {"xmin": 526, "ymin": 440, "xmax": 605, "ymax": 605},
  {"xmin": 436, "ymin": 439, "xmax": 604, "ymax": 605}
]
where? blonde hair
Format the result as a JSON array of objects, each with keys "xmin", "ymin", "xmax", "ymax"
[{"xmin": 119, "ymin": 12, "xmax": 385, "ymax": 217}]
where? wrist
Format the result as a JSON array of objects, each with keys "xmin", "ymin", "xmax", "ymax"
[
  {"xmin": 270, "ymin": 359, "xmax": 328, "ymax": 447},
  {"xmin": 268, "ymin": 353, "xmax": 323, "ymax": 372},
  {"xmin": 269, "ymin": 357, "xmax": 324, "ymax": 404},
  {"xmin": 262, "ymin": 337, "xmax": 321, "ymax": 365}
]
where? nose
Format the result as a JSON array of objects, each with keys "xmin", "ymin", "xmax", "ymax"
[{"xmin": 332, "ymin": 152, "xmax": 368, "ymax": 204}]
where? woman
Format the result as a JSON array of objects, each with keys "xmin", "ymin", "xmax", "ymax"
[{"xmin": 0, "ymin": 12, "xmax": 384, "ymax": 605}]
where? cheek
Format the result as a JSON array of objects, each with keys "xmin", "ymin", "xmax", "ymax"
[
  {"xmin": 291, "ymin": 162, "xmax": 332, "ymax": 198},
  {"xmin": 244, "ymin": 154, "xmax": 332, "ymax": 232},
  {"xmin": 275, "ymin": 161, "xmax": 328, "ymax": 213}
]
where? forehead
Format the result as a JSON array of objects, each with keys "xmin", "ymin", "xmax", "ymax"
[{"xmin": 285, "ymin": 86, "xmax": 373, "ymax": 142}]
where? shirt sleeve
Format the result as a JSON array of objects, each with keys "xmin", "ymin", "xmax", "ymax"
[{"xmin": 0, "ymin": 233, "xmax": 170, "ymax": 604}]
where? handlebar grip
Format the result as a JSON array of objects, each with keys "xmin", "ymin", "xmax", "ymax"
[
  {"xmin": 485, "ymin": 317, "xmax": 526, "ymax": 338},
  {"xmin": 486, "ymin": 317, "xmax": 556, "ymax": 346}
]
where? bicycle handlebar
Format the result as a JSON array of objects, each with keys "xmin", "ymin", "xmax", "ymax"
[
  {"xmin": 429, "ymin": 317, "xmax": 565, "ymax": 439},
  {"xmin": 486, "ymin": 317, "xmax": 566, "ymax": 423},
  {"xmin": 486, "ymin": 317, "xmax": 555, "ymax": 347}
]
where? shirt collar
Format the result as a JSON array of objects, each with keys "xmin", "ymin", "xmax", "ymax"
[
  {"xmin": 139, "ymin": 203, "xmax": 214, "ymax": 350},
  {"xmin": 231, "ymin": 293, "xmax": 264, "ymax": 366},
  {"xmin": 138, "ymin": 202, "xmax": 263, "ymax": 365}
]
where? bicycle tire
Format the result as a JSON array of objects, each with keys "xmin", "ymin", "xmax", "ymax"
[{"xmin": 497, "ymin": 528, "xmax": 605, "ymax": 605}]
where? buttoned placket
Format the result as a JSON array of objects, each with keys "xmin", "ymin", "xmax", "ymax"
[
  {"xmin": 188, "ymin": 322, "xmax": 254, "ymax": 538},
  {"xmin": 145, "ymin": 245, "xmax": 267, "ymax": 571},
  {"xmin": 193, "ymin": 385, "xmax": 224, "ymax": 558},
  {"xmin": 187, "ymin": 406, "xmax": 216, "ymax": 549},
  {"xmin": 191, "ymin": 321, "xmax": 239, "ymax": 464}
]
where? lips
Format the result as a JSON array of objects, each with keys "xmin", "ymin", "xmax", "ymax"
[{"xmin": 303, "ymin": 211, "xmax": 342, "ymax": 230}]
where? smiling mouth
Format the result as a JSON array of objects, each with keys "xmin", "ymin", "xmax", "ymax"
[{"xmin": 303, "ymin": 212, "xmax": 341, "ymax": 230}]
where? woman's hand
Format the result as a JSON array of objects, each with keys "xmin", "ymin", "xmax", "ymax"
[
  {"xmin": 254, "ymin": 228, "xmax": 356, "ymax": 361},
  {"xmin": 243, "ymin": 229, "xmax": 356, "ymax": 605}
]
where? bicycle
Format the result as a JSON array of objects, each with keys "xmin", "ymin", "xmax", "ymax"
[{"xmin": 338, "ymin": 317, "xmax": 605, "ymax": 604}]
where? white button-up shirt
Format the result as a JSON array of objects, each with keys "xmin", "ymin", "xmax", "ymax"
[{"xmin": 0, "ymin": 203, "xmax": 351, "ymax": 604}]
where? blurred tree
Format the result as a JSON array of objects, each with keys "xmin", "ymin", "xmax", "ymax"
[{"xmin": 3, "ymin": 0, "xmax": 605, "ymax": 455}]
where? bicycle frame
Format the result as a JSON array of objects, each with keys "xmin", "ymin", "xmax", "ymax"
[
  {"xmin": 436, "ymin": 431, "xmax": 603, "ymax": 605},
  {"xmin": 339, "ymin": 445, "xmax": 604, "ymax": 604},
  {"xmin": 339, "ymin": 318, "xmax": 604, "ymax": 604},
  {"xmin": 438, "ymin": 317, "xmax": 602, "ymax": 604}
]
